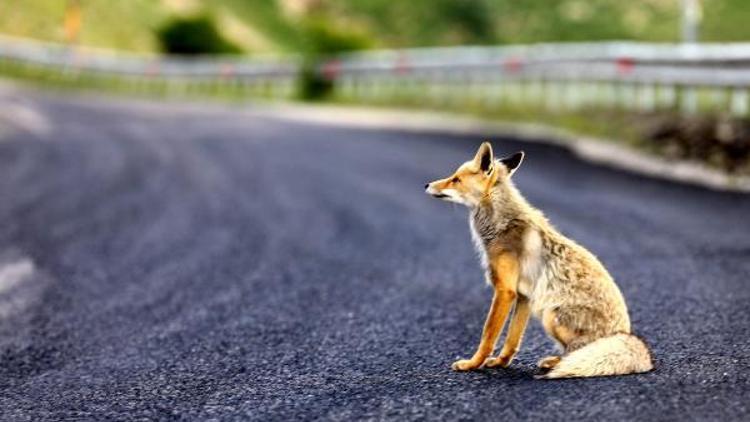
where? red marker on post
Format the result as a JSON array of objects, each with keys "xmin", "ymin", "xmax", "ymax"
[
  {"xmin": 322, "ymin": 59, "xmax": 341, "ymax": 81},
  {"xmin": 395, "ymin": 53, "xmax": 411, "ymax": 75},
  {"xmin": 616, "ymin": 57, "xmax": 635, "ymax": 75},
  {"xmin": 503, "ymin": 56, "xmax": 524, "ymax": 73},
  {"xmin": 220, "ymin": 64, "xmax": 235, "ymax": 80}
]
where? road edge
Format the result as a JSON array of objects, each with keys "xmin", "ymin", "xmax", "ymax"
[{"xmin": 257, "ymin": 103, "xmax": 750, "ymax": 193}]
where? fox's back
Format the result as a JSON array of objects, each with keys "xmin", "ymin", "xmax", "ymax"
[{"xmin": 533, "ymin": 228, "xmax": 631, "ymax": 333}]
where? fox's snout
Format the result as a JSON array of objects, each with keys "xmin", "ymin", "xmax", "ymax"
[
  {"xmin": 425, "ymin": 181, "xmax": 454, "ymax": 201},
  {"xmin": 424, "ymin": 183, "xmax": 440, "ymax": 194},
  {"xmin": 424, "ymin": 182, "xmax": 436, "ymax": 196}
]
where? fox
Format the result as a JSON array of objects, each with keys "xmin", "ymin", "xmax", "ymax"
[{"xmin": 424, "ymin": 142, "xmax": 653, "ymax": 378}]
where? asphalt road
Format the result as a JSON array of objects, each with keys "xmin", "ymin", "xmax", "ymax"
[{"xmin": 0, "ymin": 86, "xmax": 749, "ymax": 421}]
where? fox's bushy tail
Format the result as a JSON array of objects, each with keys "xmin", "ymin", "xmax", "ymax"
[{"xmin": 541, "ymin": 333, "xmax": 653, "ymax": 379}]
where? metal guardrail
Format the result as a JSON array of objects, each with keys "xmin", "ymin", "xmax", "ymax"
[
  {"xmin": 324, "ymin": 42, "xmax": 750, "ymax": 116},
  {"xmin": 2, "ymin": 35, "xmax": 750, "ymax": 116},
  {"xmin": 0, "ymin": 34, "xmax": 300, "ymax": 98}
]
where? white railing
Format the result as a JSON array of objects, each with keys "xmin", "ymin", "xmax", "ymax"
[
  {"xmin": 324, "ymin": 42, "xmax": 750, "ymax": 116},
  {"xmin": 0, "ymin": 34, "xmax": 300, "ymax": 98},
  {"xmin": 3, "ymin": 34, "xmax": 750, "ymax": 115}
]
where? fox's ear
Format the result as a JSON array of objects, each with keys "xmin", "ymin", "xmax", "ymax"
[
  {"xmin": 501, "ymin": 151, "xmax": 525, "ymax": 176},
  {"xmin": 473, "ymin": 142, "xmax": 494, "ymax": 175}
]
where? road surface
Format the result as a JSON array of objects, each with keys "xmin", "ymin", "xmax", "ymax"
[{"xmin": 0, "ymin": 86, "xmax": 749, "ymax": 420}]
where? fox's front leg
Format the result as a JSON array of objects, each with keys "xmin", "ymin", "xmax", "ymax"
[
  {"xmin": 452, "ymin": 253, "xmax": 518, "ymax": 371},
  {"xmin": 484, "ymin": 295, "xmax": 530, "ymax": 368}
]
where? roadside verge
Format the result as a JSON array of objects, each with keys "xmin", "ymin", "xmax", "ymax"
[{"xmin": 258, "ymin": 103, "xmax": 750, "ymax": 193}]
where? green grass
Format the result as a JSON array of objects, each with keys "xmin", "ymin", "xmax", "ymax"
[
  {"xmin": 3, "ymin": 1, "xmax": 750, "ymax": 54},
  {"xmin": 217, "ymin": 0, "xmax": 306, "ymax": 52},
  {"xmin": 0, "ymin": 0, "xmax": 168, "ymax": 52}
]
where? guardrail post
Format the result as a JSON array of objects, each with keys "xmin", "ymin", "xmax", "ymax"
[
  {"xmin": 709, "ymin": 87, "xmax": 727, "ymax": 113},
  {"xmin": 658, "ymin": 84, "xmax": 677, "ymax": 110},
  {"xmin": 601, "ymin": 82, "xmax": 616, "ymax": 108},
  {"xmin": 564, "ymin": 81, "xmax": 580, "ymax": 110},
  {"xmin": 580, "ymin": 81, "xmax": 594, "ymax": 108},
  {"xmin": 730, "ymin": 88, "xmax": 749, "ymax": 117},
  {"xmin": 620, "ymin": 83, "xmax": 637, "ymax": 111},
  {"xmin": 429, "ymin": 71, "xmax": 441, "ymax": 105},
  {"xmin": 681, "ymin": 86, "xmax": 698, "ymax": 114},
  {"xmin": 638, "ymin": 84, "xmax": 656, "ymax": 112},
  {"xmin": 493, "ymin": 76, "xmax": 505, "ymax": 108},
  {"xmin": 527, "ymin": 79, "xmax": 542, "ymax": 108},
  {"xmin": 546, "ymin": 81, "xmax": 563, "ymax": 111}
]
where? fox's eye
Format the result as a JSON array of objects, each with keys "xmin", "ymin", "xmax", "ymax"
[{"xmin": 452, "ymin": 177, "xmax": 460, "ymax": 183}]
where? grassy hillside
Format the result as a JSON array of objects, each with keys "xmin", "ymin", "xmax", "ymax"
[
  {"xmin": 2, "ymin": 0, "xmax": 750, "ymax": 54},
  {"xmin": 0, "ymin": 0, "xmax": 300, "ymax": 53},
  {"xmin": 322, "ymin": 0, "xmax": 678, "ymax": 47},
  {"xmin": 0, "ymin": 1, "xmax": 169, "ymax": 52}
]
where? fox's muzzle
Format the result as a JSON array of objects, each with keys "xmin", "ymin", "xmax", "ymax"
[{"xmin": 425, "ymin": 183, "xmax": 449, "ymax": 199}]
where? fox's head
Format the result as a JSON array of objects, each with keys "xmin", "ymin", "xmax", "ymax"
[{"xmin": 424, "ymin": 142, "xmax": 524, "ymax": 207}]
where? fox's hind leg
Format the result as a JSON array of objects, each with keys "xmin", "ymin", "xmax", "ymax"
[
  {"xmin": 542, "ymin": 308, "xmax": 577, "ymax": 347},
  {"xmin": 540, "ymin": 306, "xmax": 603, "ymax": 370},
  {"xmin": 538, "ymin": 307, "xmax": 579, "ymax": 369}
]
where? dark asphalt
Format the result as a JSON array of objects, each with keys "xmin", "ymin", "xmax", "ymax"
[{"xmin": 0, "ymin": 87, "xmax": 749, "ymax": 421}]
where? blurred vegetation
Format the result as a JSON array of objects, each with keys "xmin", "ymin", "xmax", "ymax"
[
  {"xmin": 3, "ymin": 0, "xmax": 750, "ymax": 53},
  {"xmin": 0, "ymin": 0, "xmax": 166, "ymax": 51},
  {"xmin": 297, "ymin": 16, "xmax": 372, "ymax": 100},
  {"xmin": 157, "ymin": 15, "xmax": 241, "ymax": 55}
]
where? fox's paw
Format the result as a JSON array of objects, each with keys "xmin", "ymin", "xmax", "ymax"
[
  {"xmin": 537, "ymin": 355, "xmax": 561, "ymax": 370},
  {"xmin": 451, "ymin": 358, "xmax": 482, "ymax": 371},
  {"xmin": 484, "ymin": 354, "xmax": 514, "ymax": 368}
]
